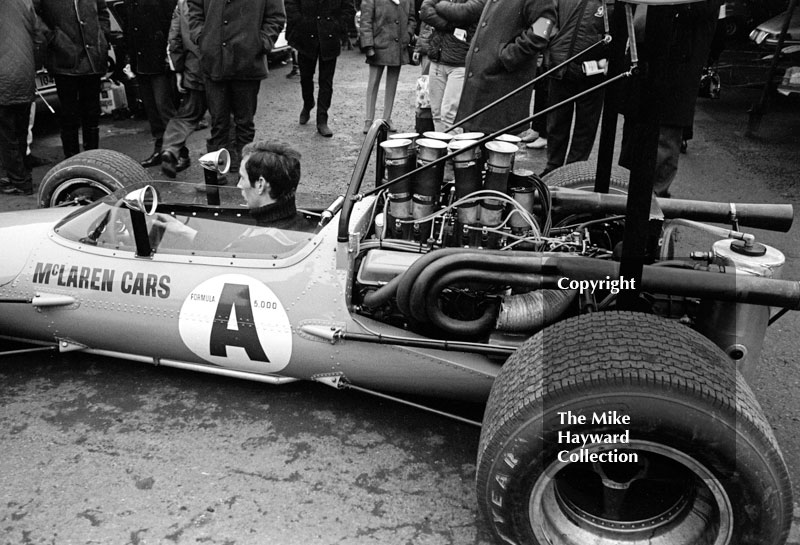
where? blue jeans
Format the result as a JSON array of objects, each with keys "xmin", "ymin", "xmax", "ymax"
[{"xmin": 428, "ymin": 62, "xmax": 464, "ymax": 133}]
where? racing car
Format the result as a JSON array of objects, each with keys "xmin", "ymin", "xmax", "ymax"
[{"xmin": 2, "ymin": 2, "xmax": 798, "ymax": 544}]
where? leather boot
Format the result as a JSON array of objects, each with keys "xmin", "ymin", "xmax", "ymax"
[{"xmin": 317, "ymin": 113, "xmax": 333, "ymax": 137}]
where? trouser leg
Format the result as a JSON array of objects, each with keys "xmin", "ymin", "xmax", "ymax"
[
  {"xmin": 163, "ymin": 88, "xmax": 207, "ymax": 158},
  {"xmin": 77, "ymin": 74, "xmax": 102, "ymax": 150},
  {"xmin": 565, "ymin": 84, "xmax": 604, "ymax": 164},
  {"xmin": 428, "ymin": 62, "xmax": 447, "ymax": 132},
  {"xmin": 531, "ymin": 74, "xmax": 549, "ymax": 136},
  {"xmin": 54, "ymin": 75, "xmax": 81, "ymax": 157},
  {"xmin": 204, "ymin": 78, "xmax": 232, "ymax": 154},
  {"xmin": 0, "ymin": 103, "xmax": 32, "ymax": 185},
  {"xmin": 229, "ymin": 79, "xmax": 260, "ymax": 169},
  {"xmin": 298, "ymin": 52, "xmax": 317, "ymax": 111},
  {"xmin": 439, "ymin": 65, "xmax": 464, "ymax": 132},
  {"xmin": 316, "ymin": 56, "xmax": 336, "ymax": 123},
  {"xmin": 138, "ymin": 72, "xmax": 177, "ymax": 150},
  {"xmin": 545, "ymin": 78, "xmax": 574, "ymax": 173}
]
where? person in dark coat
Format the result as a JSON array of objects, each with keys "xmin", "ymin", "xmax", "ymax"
[
  {"xmin": 618, "ymin": 0, "xmax": 720, "ymax": 197},
  {"xmin": 542, "ymin": 0, "xmax": 608, "ymax": 175},
  {"xmin": 448, "ymin": 0, "xmax": 556, "ymax": 134},
  {"xmin": 419, "ymin": 0, "xmax": 484, "ymax": 133},
  {"xmin": 125, "ymin": 0, "xmax": 179, "ymax": 167},
  {"xmin": 358, "ymin": 0, "xmax": 416, "ymax": 133},
  {"xmin": 34, "ymin": 0, "xmax": 110, "ymax": 159},
  {"xmin": 161, "ymin": 0, "xmax": 204, "ymax": 177},
  {"xmin": 285, "ymin": 0, "xmax": 353, "ymax": 137},
  {"xmin": 187, "ymin": 0, "xmax": 285, "ymax": 181},
  {"xmin": 0, "ymin": 0, "xmax": 41, "ymax": 195}
]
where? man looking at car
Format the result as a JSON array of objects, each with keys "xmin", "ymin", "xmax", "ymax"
[{"xmin": 186, "ymin": 0, "xmax": 286, "ymax": 184}]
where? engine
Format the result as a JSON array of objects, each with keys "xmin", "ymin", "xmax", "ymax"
[{"xmin": 349, "ymin": 132, "xmax": 790, "ymax": 378}]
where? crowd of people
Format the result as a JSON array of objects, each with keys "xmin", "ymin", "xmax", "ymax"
[{"xmin": 1, "ymin": 0, "xmax": 721, "ymax": 199}]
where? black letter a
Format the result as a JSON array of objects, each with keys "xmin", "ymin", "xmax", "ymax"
[{"xmin": 210, "ymin": 283, "xmax": 270, "ymax": 362}]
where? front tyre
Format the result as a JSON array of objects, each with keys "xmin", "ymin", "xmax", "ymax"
[
  {"xmin": 38, "ymin": 149, "xmax": 152, "ymax": 208},
  {"xmin": 477, "ymin": 312, "xmax": 792, "ymax": 545}
]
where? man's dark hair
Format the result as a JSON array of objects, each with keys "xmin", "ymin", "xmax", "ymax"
[{"xmin": 242, "ymin": 141, "xmax": 302, "ymax": 200}]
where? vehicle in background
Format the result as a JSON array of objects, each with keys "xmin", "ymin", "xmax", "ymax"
[{"xmin": 749, "ymin": 7, "xmax": 800, "ymax": 48}]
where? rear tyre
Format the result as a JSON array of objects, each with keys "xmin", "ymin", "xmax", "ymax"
[
  {"xmin": 477, "ymin": 312, "xmax": 792, "ymax": 545},
  {"xmin": 38, "ymin": 149, "xmax": 151, "ymax": 208},
  {"xmin": 543, "ymin": 160, "xmax": 629, "ymax": 193}
]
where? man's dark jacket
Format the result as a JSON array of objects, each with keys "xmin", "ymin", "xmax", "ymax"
[
  {"xmin": 285, "ymin": 0, "xmax": 353, "ymax": 61},
  {"xmin": 125, "ymin": 0, "xmax": 178, "ymax": 75},
  {"xmin": 420, "ymin": 0, "xmax": 482, "ymax": 67},
  {"xmin": 34, "ymin": 0, "xmax": 111, "ymax": 76},
  {"xmin": 186, "ymin": 0, "xmax": 285, "ymax": 81}
]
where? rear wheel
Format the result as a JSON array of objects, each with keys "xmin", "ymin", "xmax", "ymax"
[
  {"xmin": 38, "ymin": 149, "xmax": 151, "ymax": 208},
  {"xmin": 477, "ymin": 312, "xmax": 792, "ymax": 545}
]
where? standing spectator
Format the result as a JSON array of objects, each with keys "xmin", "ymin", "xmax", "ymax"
[
  {"xmin": 125, "ymin": 0, "xmax": 179, "ymax": 168},
  {"xmin": 618, "ymin": 1, "xmax": 720, "ymax": 198},
  {"xmin": 35, "ymin": 0, "xmax": 110, "ymax": 159},
  {"xmin": 419, "ymin": 0, "xmax": 483, "ymax": 133},
  {"xmin": 542, "ymin": 0, "xmax": 608, "ymax": 175},
  {"xmin": 187, "ymin": 0, "xmax": 286, "ymax": 183},
  {"xmin": 0, "ymin": 0, "xmax": 40, "ymax": 195},
  {"xmin": 161, "ymin": 0, "xmax": 203, "ymax": 177},
  {"xmin": 450, "ymin": 0, "xmax": 556, "ymax": 134},
  {"xmin": 285, "ymin": 0, "xmax": 353, "ymax": 137},
  {"xmin": 358, "ymin": 0, "xmax": 416, "ymax": 134}
]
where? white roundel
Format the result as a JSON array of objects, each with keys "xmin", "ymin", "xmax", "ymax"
[{"xmin": 179, "ymin": 274, "xmax": 292, "ymax": 373}]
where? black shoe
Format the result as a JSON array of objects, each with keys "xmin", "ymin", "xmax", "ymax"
[
  {"xmin": 161, "ymin": 151, "xmax": 177, "ymax": 178},
  {"xmin": 317, "ymin": 122, "xmax": 333, "ymax": 137},
  {"xmin": 140, "ymin": 151, "xmax": 162, "ymax": 168},
  {"xmin": 1, "ymin": 183, "xmax": 33, "ymax": 196},
  {"xmin": 299, "ymin": 108, "xmax": 311, "ymax": 125},
  {"xmin": 286, "ymin": 68, "xmax": 299, "ymax": 78},
  {"xmin": 176, "ymin": 154, "xmax": 190, "ymax": 172}
]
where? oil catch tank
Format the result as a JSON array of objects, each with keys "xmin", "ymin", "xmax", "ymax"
[{"xmin": 695, "ymin": 238, "xmax": 785, "ymax": 382}]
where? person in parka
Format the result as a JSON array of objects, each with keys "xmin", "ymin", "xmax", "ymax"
[
  {"xmin": 419, "ymin": 0, "xmax": 484, "ymax": 133},
  {"xmin": 285, "ymin": 0, "xmax": 354, "ymax": 137},
  {"xmin": 187, "ymin": 0, "xmax": 285, "ymax": 177},
  {"xmin": 0, "ymin": 0, "xmax": 42, "ymax": 195},
  {"xmin": 444, "ymin": 0, "xmax": 556, "ymax": 134},
  {"xmin": 34, "ymin": 0, "xmax": 111, "ymax": 158},
  {"xmin": 358, "ymin": 0, "xmax": 416, "ymax": 133},
  {"xmin": 125, "ymin": 0, "xmax": 179, "ymax": 168}
]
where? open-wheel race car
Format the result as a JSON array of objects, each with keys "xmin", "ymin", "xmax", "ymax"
[{"xmin": 2, "ymin": 1, "xmax": 798, "ymax": 544}]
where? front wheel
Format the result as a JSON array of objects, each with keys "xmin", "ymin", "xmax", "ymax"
[
  {"xmin": 38, "ymin": 149, "xmax": 152, "ymax": 208},
  {"xmin": 477, "ymin": 312, "xmax": 792, "ymax": 545}
]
